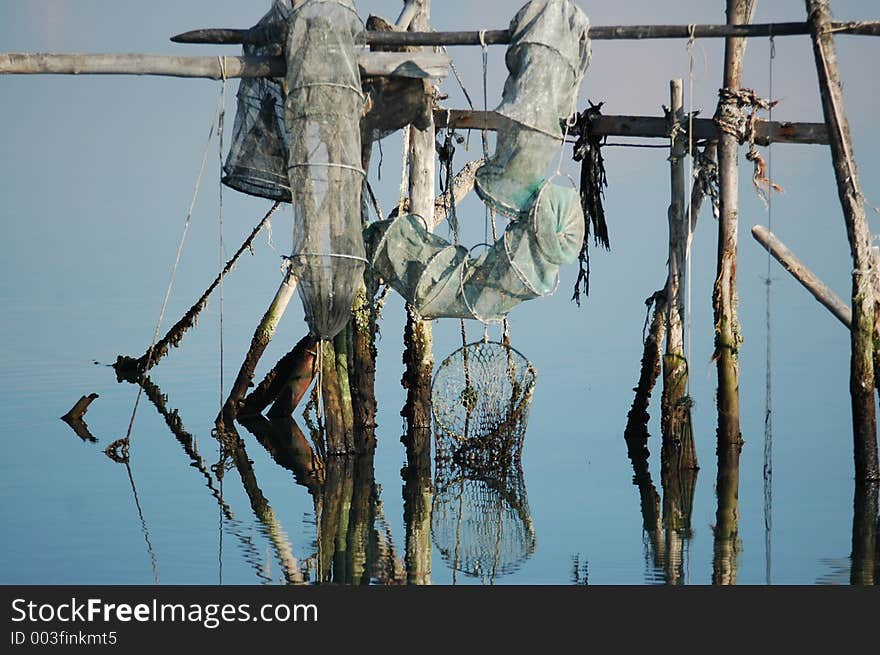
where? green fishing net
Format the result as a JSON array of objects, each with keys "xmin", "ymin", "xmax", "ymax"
[
  {"xmin": 365, "ymin": 0, "xmax": 590, "ymax": 321},
  {"xmin": 284, "ymin": 0, "xmax": 367, "ymax": 340}
]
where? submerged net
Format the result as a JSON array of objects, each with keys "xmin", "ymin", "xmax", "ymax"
[
  {"xmin": 432, "ymin": 424, "xmax": 536, "ymax": 581},
  {"xmin": 223, "ymin": 0, "xmax": 293, "ymax": 201},
  {"xmin": 284, "ymin": 0, "xmax": 367, "ymax": 340}
]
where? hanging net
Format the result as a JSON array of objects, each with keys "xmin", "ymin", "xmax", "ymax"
[
  {"xmin": 432, "ymin": 427, "xmax": 536, "ymax": 581},
  {"xmin": 284, "ymin": 0, "xmax": 367, "ymax": 340},
  {"xmin": 222, "ymin": 0, "xmax": 293, "ymax": 202},
  {"xmin": 432, "ymin": 340, "xmax": 536, "ymax": 451},
  {"xmin": 475, "ymin": 0, "xmax": 591, "ymax": 217},
  {"xmin": 363, "ymin": 0, "xmax": 589, "ymax": 322},
  {"xmin": 365, "ymin": 180, "xmax": 583, "ymax": 321}
]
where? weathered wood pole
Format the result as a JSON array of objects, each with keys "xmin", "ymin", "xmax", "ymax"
[
  {"xmin": 850, "ymin": 481, "xmax": 879, "ymax": 584},
  {"xmin": 218, "ymin": 270, "xmax": 298, "ymax": 424},
  {"xmin": 806, "ymin": 0, "xmax": 879, "ymax": 482},
  {"xmin": 713, "ymin": 0, "xmax": 755, "ymax": 452},
  {"xmin": 661, "ymin": 79, "xmax": 697, "ymax": 472},
  {"xmin": 401, "ymin": 0, "xmax": 436, "ymax": 448},
  {"xmin": 751, "ymin": 225, "xmax": 852, "ymax": 326}
]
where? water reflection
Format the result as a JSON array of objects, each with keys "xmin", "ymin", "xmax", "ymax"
[
  {"xmin": 431, "ymin": 439, "xmax": 536, "ymax": 584},
  {"xmin": 624, "ymin": 393, "xmax": 697, "ymax": 585}
]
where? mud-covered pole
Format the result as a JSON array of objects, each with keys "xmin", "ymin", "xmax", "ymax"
[
  {"xmin": 806, "ymin": 0, "xmax": 879, "ymax": 482},
  {"xmin": 401, "ymin": 0, "xmax": 436, "ymax": 451}
]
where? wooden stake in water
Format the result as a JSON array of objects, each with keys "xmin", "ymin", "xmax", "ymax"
[{"xmin": 805, "ymin": 0, "xmax": 879, "ymax": 483}]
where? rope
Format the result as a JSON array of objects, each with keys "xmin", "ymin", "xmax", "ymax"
[
  {"xmin": 111, "ymin": 83, "xmax": 225, "ymax": 459},
  {"xmin": 218, "ymin": 57, "xmax": 227, "ymax": 403},
  {"xmin": 763, "ymin": 33, "xmax": 776, "ymax": 586}
]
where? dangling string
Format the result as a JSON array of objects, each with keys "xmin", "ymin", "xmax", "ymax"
[
  {"xmin": 763, "ymin": 33, "xmax": 776, "ymax": 586},
  {"xmin": 218, "ymin": 56, "xmax": 228, "ymax": 404},
  {"xmin": 399, "ymin": 125, "xmax": 411, "ymax": 217},
  {"xmin": 685, "ymin": 25, "xmax": 696, "ymax": 396}
]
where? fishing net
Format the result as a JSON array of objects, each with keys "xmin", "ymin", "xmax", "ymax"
[
  {"xmin": 364, "ymin": 180, "xmax": 583, "ymax": 321},
  {"xmin": 222, "ymin": 0, "xmax": 293, "ymax": 201},
  {"xmin": 474, "ymin": 0, "xmax": 591, "ymax": 217},
  {"xmin": 284, "ymin": 0, "xmax": 367, "ymax": 340},
  {"xmin": 432, "ymin": 340, "xmax": 536, "ymax": 450},
  {"xmin": 432, "ymin": 429, "xmax": 536, "ymax": 581}
]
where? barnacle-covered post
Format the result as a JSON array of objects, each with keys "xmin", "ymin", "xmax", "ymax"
[{"xmin": 401, "ymin": 0, "xmax": 437, "ymax": 457}]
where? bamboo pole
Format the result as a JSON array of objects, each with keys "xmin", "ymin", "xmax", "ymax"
[
  {"xmin": 436, "ymin": 110, "xmax": 830, "ymax": 146},
  {"xmin": 170, "ymin": 20, "xmax": 880, "ymax": 46},
  {"xmin": 806, "ymin": 0, "xmax": 879, "ymax": 483},
  {"xmin": 0, "ymin": 51, "xmax": 450, "ymax": 80},
  {"xmin": 713, "ymin": 0, "xmax": 755, "ymax": 453}
]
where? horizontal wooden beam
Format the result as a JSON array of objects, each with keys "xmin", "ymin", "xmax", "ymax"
[
  {"xmin": 0, "ymin": 51, "xmax": 450, "ymax": 80},
  {"xmin": 434, "ymin": 109, "xmax": 829, "ymax": 145},
  {"xmin": 171, "ymin": 20, "xmax": 880, "ymax": 46}
]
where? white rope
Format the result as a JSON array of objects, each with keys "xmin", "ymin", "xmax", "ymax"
[
  {"xmin": 120, "ymin": 83, "xmax": 226, "ymax": 450},
  {"xmin": 399, "ymin": 125, "xmax": 411, "ymax": 217}
]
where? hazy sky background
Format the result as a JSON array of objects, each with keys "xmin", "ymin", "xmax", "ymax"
[{"xmin": 1, "ymin": 1, "xmax": 879, "ymax": 584}]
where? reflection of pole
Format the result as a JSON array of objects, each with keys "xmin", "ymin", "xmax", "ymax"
[
  {"xmin": 850, "ymin": 481, "xmax": 878, "ymax": 585},
  {"xmin": 712, "ymin": 442, "xmax": 741, "ymax": 585},
  {"xmin": 403, "ymin": 427, "xmax": 433, "ymax": 585},
  {"xmin": 218, "ymin": 424, "xmax": 304, "ymax": 584}
]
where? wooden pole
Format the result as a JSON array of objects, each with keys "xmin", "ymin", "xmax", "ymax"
[
  {"xmin": 218, "ymin": 270, "xmax": 298, "ymax": 423},
  {"xmin": 436, "ymin": 110, "xmax": 829, "ymax": 145},
  {"xmin": 115, "ymin": 203, "xmax": 280, "ymax": 378},
  {"xmin": 806, "ymin": 0, "xmax": 879, "ymax": 483},
  {"xmin": 170, "ymin": 20, "xmax": 880, "ymax": 46},
  {"xmin": 401, "ymin": 0, "xmax": 436, "ymax": 443},
  {"xmin": 661, "ymin": 79, "xmax": 695, "ymax": 469},
  {"xmin": 714, "ymin": 0, "xmax": 755, "ymax": 453},
  {"xmin": 0, "ymin": 51, "xmax": 450, "ymax": 80},
  {"xmin": 751, "ymin": 225, "xmax": 852, "ymax": 327}
]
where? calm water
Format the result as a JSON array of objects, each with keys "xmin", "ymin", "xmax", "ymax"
[{"xmin": 2, "ymin": 0, "xmax": 880, "ymax": 586}]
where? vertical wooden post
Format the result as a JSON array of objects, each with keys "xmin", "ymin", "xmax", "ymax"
[
  {"xmin": 713, "ymin": 0, "xmax": 755, "ymax": 450},
  {"xmin": 401, "ymin": 0, "xmax": 436, "ymax": 447},
  {"xmin": 806, "ymin": 0, "xmax": 879, "ymax": 483},
  {"xmin": 662, "ymin": 79, "xmax": 697, "ymax": 470}
]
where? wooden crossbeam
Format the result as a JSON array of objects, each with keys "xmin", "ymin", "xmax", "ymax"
[
  {"xmin": 0, "ymin": 51, "xmax": 450, "ymax": 80},
  {"xmin": 434, "ymin": 109, "xmax": 829, "ymax": 146},
  {"xmin": 171, "ymin": 20, "xmax": 880, "ymax": 46}
]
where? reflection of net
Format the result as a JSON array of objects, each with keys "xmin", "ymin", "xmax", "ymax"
[
  {"xmin": 432, "ymin": 437, "xmax": 536, "ymax": 581},
  {"xmin": 432, "ymin": 341, "xmax": 536, "ymax": 460}
]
